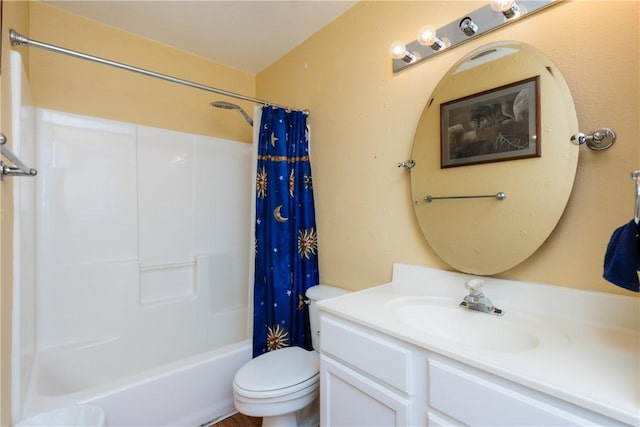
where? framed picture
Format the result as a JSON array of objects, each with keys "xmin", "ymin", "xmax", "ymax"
[{"xmin": 440, "ymin": 76, "xmax": 540, "ymax": 168}]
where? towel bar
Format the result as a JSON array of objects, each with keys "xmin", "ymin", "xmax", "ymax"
[
  {"xmin": 0, "ymin": 133, "xmax": 38, "ymax": 180},
  {"xmin": 424, "ymin": 192, "xmax": 506, "ymax": 203}
]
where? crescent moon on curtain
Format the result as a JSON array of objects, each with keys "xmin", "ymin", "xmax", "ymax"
[{"xmin": 274, "ymin": 205, "xmax": 288, "ymax": 222}]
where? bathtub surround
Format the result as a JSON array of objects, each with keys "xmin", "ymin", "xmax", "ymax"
[
  {"xmin": 32, "ymin": 109, "xmax": 251, "ymax": 347},
  {"xmin": 21, "ymin": 108, "xmax": 252, "ymax": 423},
  {"xmin": 20, "ymin": 107, "xmax": 252, "ymax": 424}
]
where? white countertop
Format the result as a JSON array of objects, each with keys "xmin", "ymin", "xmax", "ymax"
[{"xmin": 318, "ymin": 264, "xmax": 640, "ymax": 425}]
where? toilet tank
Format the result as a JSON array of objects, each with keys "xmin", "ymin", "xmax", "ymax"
[{"xmin": 306, "ymin": 285, "xmax": 350, "ymax": 351}]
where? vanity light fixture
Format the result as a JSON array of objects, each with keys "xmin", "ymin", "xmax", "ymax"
[
  {"xmin": 391, "ymin": 0, "xmax": 558, "ymax": 73},
  {"xmin": 490, "ymin": 0, "xmax": 523, "ymax": 19}
]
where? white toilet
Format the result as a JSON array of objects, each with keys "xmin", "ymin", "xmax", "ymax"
[{"xmin": 233, "ymin": 285, "xmax": 349, "ymax": 427}]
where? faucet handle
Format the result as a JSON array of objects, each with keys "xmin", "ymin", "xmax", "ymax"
[{"xmin": 465, "ymin": 279, "xmax": 484, "ymax": 296}]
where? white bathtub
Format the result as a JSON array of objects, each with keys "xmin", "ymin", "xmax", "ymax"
[{"xmin": 22, "ymin": 338, "xmax": 252, "ymax": 426}]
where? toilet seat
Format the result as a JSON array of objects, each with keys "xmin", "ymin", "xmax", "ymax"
[
  {"xmin": 233, "ymin": 347, "xmax": 319, "ymax": 399},
  {"xmin": 234, "ymin": 373, "xmax": 319, "ymax": 400}
]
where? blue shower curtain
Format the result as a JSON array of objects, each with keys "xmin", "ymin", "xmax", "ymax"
[{"xmin": 252, "ymin": 106, "xmax": 319, "ymax": 357}]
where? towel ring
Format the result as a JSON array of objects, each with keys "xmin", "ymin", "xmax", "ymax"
[{"xmin": 570, "ymin": 128, "xmax": 616, "ymax": 150}]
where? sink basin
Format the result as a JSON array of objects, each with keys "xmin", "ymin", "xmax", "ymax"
[{"xmin": 386, "ymin": 297, "xmax": 570, "ymax": 353}]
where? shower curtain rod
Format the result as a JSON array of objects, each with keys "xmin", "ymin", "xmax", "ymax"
[{"xmin": 9, "ymin": 29, "xmax": 309, "ymax": 115}]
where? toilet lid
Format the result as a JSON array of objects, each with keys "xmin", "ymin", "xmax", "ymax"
[{"xmin": 234, "ymin": 346, "xmax": 319, "ymax": 392}]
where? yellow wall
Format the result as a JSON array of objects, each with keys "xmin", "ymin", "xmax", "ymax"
[
  {"xmin": 26, "ymin": 1, "xmax": 255, "ymax": 143},
  {"xmin": 257, "ymin": 0, "xmax": 640, "ymax": 296}
]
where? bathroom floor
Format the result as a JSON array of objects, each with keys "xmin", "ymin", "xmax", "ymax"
[{"xmin": 211, "ymin": 413, "xmax": 261, "ymax": 427}]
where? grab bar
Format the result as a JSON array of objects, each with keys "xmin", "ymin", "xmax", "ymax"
[
  {"xmin": 425, "ymin": 192, "xmax": 506, "ymax": 203},
  {"xmin": 0, "ymin": 133, "xmax": 37, "ymax": 180},
  {"xmin": 632, "ymin": 170, "xmax": 640, "ymax": 224}
]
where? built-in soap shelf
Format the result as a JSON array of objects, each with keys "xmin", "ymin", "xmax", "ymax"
[
  {"xmin": 139, "ymin": 261, "xmax": 196, "ymax": 306},
  {"xmin": 138, "ymin": 252, "xmax": 235, "ymax": 308}
]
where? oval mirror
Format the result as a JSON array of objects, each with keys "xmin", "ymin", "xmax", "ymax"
[{"xmin": 411, "ymin": 41, "xmax": 579, "ymax": 275}]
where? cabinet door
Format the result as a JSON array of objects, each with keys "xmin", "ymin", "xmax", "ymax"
[{"xmin": 321, "ymin": 356, "xmax": 411, "ymax": 427}]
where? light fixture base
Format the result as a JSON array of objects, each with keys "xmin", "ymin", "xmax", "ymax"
[{"xmin": 459, "ymin": 17, "xmax": 479, "ymax": 36}]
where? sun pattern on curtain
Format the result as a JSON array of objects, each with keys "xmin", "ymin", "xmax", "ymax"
[{"xmin": 253, "ymin": 106, "xmax": 319, "ymax": 357}]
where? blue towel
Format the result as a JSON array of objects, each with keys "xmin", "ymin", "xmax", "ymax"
[{"xmin": 603, "ymin": 220, "xmax": 640, "ymax": 292}]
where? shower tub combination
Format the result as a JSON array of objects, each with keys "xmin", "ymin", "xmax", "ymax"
[{"xmin": 11, "ymin": 51, "xmax": 253, "ymax": 426}]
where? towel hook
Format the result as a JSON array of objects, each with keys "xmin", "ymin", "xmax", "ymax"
[{"xmin": 570, "ymin": 128, "xmax": 616, "ymax": 150}]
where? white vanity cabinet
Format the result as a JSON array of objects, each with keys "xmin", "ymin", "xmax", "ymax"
[
  {"xmin": 319, "ymin": 312, "xmax": 630, "ymax": 427},
  {"xmin": 319, "ymin": 315, "xmax": 421, "ymax": 426}
]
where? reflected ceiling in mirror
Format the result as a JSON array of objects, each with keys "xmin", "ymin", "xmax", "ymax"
[{"xmin": 411, "ymin": 41, "xmax": 579, "ymax": 275}]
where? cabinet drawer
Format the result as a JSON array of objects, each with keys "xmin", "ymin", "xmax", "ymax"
[
  {"xmin": 320, "ymin": 316, "xmax": 412, "ymax": 394},
  {"xmin": 428, "ymin": 357, "xmax": 624, "ymax": 426}
]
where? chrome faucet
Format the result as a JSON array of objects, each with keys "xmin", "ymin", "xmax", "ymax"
[{"xmin": 459, "ymin": 279, "xmax": 504, "ymax": 316}]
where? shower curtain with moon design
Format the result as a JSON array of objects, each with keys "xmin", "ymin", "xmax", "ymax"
[{"xmin": 252, "ymin": 106, "xmax": 319, "ymax": 357}]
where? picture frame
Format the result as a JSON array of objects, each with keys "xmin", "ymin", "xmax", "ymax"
[{"xmin": 440, "ymin": 76, "xmax": 540, "ymax": 168}]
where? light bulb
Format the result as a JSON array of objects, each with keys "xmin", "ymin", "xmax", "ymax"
[
  {"xmin": 389, "ymin": 40, "xmax": 415, "ymax": 63},
  {"xmin": 417, "ymin": 25, "xmax": 437, "ymax": 46},
  {"xmin": 417, "ymin": 25, "xmax": 445, "ymax": 51},
  {"xmin": 490, "ymin": 0, "xmax": 514, "ymax": 12},
  {"xmin": 390, "ymin": 40, "xmax": 407, "ymax": 59},
  {"xmin": 490, "ymin": 0, "xmax": 521, "ymax": 18}
]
